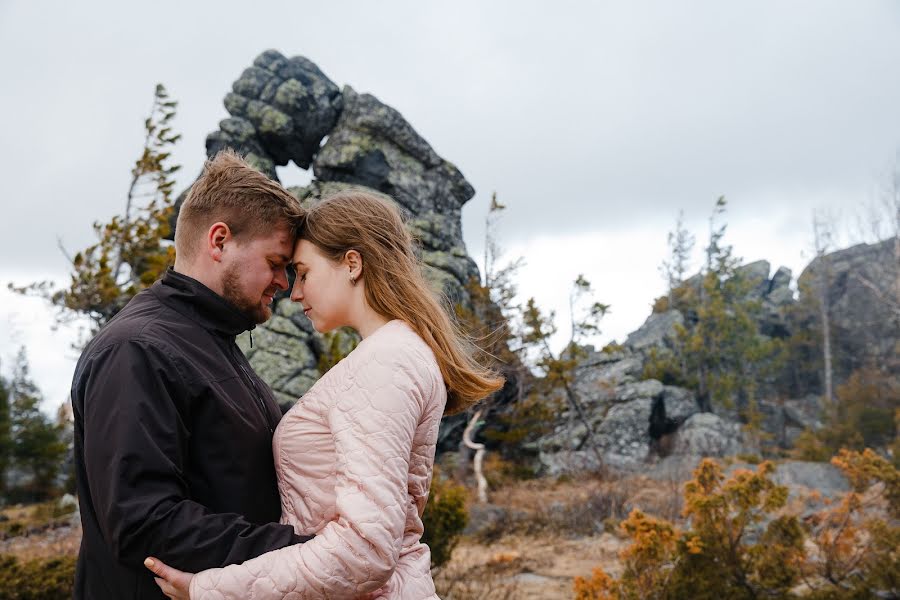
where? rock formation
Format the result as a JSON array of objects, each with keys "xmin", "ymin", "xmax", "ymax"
[
  {"xmin": 796, "ymin": 238, "xmax": 900, "ymax": 379},
  {"xmin": 174, "ymin": 50, "xmax": 897, "ymax": 477},
  {"xmin": 173, "ymin": 50, "xmax": 482, "ymax": 406},
  {"xmin": 535, "ymin": 242, "xmax": 898, "ymax": 476},
  {"xmin": 206, "ymin": 50, "xmax": 342, "ymax": 177}
]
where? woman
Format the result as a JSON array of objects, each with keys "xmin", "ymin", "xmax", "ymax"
[{"xmin": 144, "ymin": 190, "xmax": 503, "ymax": 599}]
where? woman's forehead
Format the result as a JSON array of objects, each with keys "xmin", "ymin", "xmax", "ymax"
[{"xmin": 292, "ymin": 239, "xmax": 325, "ymax": 263}]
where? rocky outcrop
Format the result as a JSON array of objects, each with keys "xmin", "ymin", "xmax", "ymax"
[
  {"xmin": 624, "ymin": 310, "xmax": 684, "ymax": 352},
  {"xmin": 537, "ymin": 341, "xmax": 703, "ymax": 474},
  {"xmin": 172, "ymin": 50, "xmax": 485, "ymax": 408},
  {"xmin": 237, "ymin": 298, "xmax": 321, "ymax": 407},
  {"xmin": 307, "ymin": 85, "xmax": 479, "ymax": 304},
  {"xmin": 207, "ymin": 50, "xmax": 343, "ymax": 177},
  {"xmin": 532, "ymin": 239, "xmax": 898, "ymax": 476},
  {"xmin": 532, "ymin": 257, "xmax": 814, "ymax": 475},
  {"xmin": 797, "ymin": 239, "xmax": 900, "ymax": 379}
]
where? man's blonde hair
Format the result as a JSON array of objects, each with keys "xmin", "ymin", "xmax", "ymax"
[{"xmin": 175, "ymin": 149, "xmax": 303, "ymax": 260}]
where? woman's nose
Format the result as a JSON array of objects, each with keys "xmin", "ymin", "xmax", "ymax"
[{"xmin": 290, "ymin": 278, "xmax": 303, "ymax": 302}]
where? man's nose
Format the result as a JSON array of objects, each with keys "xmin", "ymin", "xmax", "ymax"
[{"xmin": 274, "ymin": 268, "xmax": 289, "ymax": 291}]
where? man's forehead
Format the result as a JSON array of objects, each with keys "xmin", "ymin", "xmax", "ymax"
[
  {"xmin": 268, "ymin": 251, "xmax": 292, "ymax": 263},
  {"xmin": 256, "ymin": 226, "xmax": 294, "ymax": 248}
]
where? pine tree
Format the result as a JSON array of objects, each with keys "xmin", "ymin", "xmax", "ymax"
[
  {"xmin": 8, "ymin": 348, "xmax": 67, "ymax": 502},
  {"xmin": 0, "ymin": 366, "xmax": 11, "ymax": 501},
  {"xmin": 646, "ymin": 198, "xmax": 784, "ymax": 424},
  {"xmin": 520, "ymin": 276, "xmax": 610, "ymax": 467},
  {"xmin": 10, "ymin": 84, "xmax": 181, "ymax": 333},
  {"xmin": 659, "ymin": 209, "xmax": 695, "ymax": 312},
  {"xmin": 454, "ymin": 192, "xmax": 526, "ymax": 498}
]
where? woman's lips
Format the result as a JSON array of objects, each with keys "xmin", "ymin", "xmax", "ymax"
[{"xmin": 303, "ymin": 307, "xmax": 311, "ymax": 316}]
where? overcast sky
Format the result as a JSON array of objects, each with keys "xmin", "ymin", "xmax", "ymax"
[{"xmin": 2, "ymin": 0, "xmax": 899, "ymax": 409}]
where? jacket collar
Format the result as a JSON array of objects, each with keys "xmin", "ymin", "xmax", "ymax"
[{"xmin": 152, "ymin": 268, "xmax": 256, "ymax": 337}]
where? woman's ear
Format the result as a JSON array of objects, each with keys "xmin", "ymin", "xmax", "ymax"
[{"xmin": 344, "ymin": 249, "xmax": 363, "ymax": 283}]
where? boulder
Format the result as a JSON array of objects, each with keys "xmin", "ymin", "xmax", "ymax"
[
  {"xmin": 781, "ymin": 394, "xmax": 824, "ymax": 431},
  {"xmin": 736, "ymin": 260, "xmax": 771, "ymax": 298},
  {"xmin": 237, "ymin": 300, "xmax": 320, "ymax": 407},
  {"xmin": 594, "ymin": 398, "xmax": 654, "ymax": 469},
  {"xmin": 463, "ymin": 503, "xmax": 530, "ymax": 539},
  {"xmin": 771, "ymin": 461, "xmax": 849, "ymax": 499},
  {"xmin": 660, "ymin": 385, "xmax": 699, "ymax": 423},
  {"xmin": 752, "ymin": 394, "xmax": 826, "ymax": 447},
  {"xmin": 572, "ymin": 348, "xmax": 643, "ymax": 402},
  {"xmin": 538, "ymin": 450, "xmax": 604, "ymax": 477},
  {"xmin": 625, "ymin": 310, "xmax": 683, "ymax": 352},
  {"xmin": 614, "ymin": 379, "xmax": 663, "ymax": 403},
  {"xmin": 671, "ymin": 412, "xmax": 754, "ymax": 457},
  {"xmin": 769, "ymin": 266, "xmax": 792, "ymax": 298},
  {"xmin": 209, "ymin": 49, "xmax": 343, "ymax": 171}
]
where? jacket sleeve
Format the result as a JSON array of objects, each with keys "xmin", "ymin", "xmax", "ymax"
[
  {"xmin": 79, "ymin": 339, "xmax": 302, "ymax": 572},
  {"xmin": 189, "ymin": 349, "xmax": 431, "ymax": 599}
]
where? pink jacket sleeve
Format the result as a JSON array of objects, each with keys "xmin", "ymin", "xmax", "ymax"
[{"xmin": 189, "ymin": 350, "xmax": 433, "ymax": 599}]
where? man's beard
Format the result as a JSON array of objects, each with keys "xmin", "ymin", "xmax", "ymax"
[{"xmin": 222, "ymin": 262, "xmax": 273, "ymax": 325}]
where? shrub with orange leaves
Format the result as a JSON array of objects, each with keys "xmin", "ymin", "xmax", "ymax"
[
  {"xmin": 574, "ymin": 451, "xmax": 900, "ymax": 599},
  {"xmin": 574, "ymin": 458, "xmax": 805, "ymax": 599},
  {"xmin": 799, "ymin": 449, "xmax": 899, "ymax": 599},
  {"xmin": 573, "ymin": 567, "xmax": 616, "ymax": 600},
  {"xmin": 831, "ymin": 448, "xmax": 899, "ymax": 519}
]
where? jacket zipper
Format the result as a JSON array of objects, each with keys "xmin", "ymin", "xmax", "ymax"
[{"xmin": 228, "ymin": 341, "xmax": 275, "ymax": 433}]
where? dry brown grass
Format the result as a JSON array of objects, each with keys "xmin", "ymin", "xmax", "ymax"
[
  {"xmin": 0, "ymin": 501, "xmax": 80, "ymax": 560},
  {"xmin": 469, "ymin": 471, "xmax": 685, "ymax": 544},
  {"xmin": 0, "ymin": 524, "xmax": 80, "ymax": 561},
  {"xmin": 438, "ymin": 473, "xmax": 689, "ymax": 598},
  {"xmin": 436, "ymin": 533, "xmax": 625, "ymax": 599}
]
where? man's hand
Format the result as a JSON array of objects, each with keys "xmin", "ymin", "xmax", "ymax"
[{"xmin": 144, "ymin": 557, "xmax": 194, "ymax": 599}]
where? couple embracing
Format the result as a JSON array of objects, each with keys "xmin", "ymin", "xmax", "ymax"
[{"xmin": 71, "ymin": 150, "xmax": 502, "ymax": 599}]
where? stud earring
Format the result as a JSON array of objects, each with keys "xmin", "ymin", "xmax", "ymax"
[{"xmin": 349, "ymin": 275, "xmax": 357, "ymax": 286}]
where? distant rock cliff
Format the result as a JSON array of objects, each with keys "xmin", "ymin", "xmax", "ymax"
[
  {"xmin": 535, "ymin": 240, "xmax": 899, "ymax": 475},
  {"xmin": 797, "ymin": 239, "xmax": 900, "ymax": 379}
]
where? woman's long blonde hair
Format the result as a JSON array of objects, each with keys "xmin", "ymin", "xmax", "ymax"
[{"xmin": 299, "ymin": 189, "xmax": 504, "ymax": 415}]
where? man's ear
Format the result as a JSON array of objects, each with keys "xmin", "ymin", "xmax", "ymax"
[
  {"xmin": 207, "ymin": 222, "xmax": 232, "ymax": 263},
  {"xmin": 344, "ymin": 249, "xmax": 363, "ymax": 281}
]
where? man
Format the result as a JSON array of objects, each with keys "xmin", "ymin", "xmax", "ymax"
[{"xmin": 71, "ymin": 150, "xmax": 308, "ymax": 599}]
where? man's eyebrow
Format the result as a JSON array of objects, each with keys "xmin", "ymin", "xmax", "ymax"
[{"xmin": 268, "ymin": 253, "xmax": 292, "ymax": 264}]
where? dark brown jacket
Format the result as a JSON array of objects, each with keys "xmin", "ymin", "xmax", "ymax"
[{"xmin": 71, "ymin": 269, "xmax": 306, "ymax": 599}]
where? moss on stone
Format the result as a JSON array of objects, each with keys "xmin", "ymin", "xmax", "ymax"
[{"xmin": 275, "ymin": 79, "xmax": 310, "ymax": 113}]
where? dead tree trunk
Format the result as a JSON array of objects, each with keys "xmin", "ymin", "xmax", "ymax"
[{"xmin": 462, "ymin": 409, "xmax": 488, "ymax": 503}]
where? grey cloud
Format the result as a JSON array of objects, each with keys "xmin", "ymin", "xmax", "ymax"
[{"xmin": 1, "ymin": 0, "xmax": 898, "ymax": 274}]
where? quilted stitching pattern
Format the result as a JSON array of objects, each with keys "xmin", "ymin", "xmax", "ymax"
[{"xmin": 190, "ymin": 321, "xmax": 445, "ymax": 599}]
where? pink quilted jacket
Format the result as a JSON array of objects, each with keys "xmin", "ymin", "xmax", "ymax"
[{"xmin": 189, "ymin": 320, "xmax": 446, "ymax": 599}]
